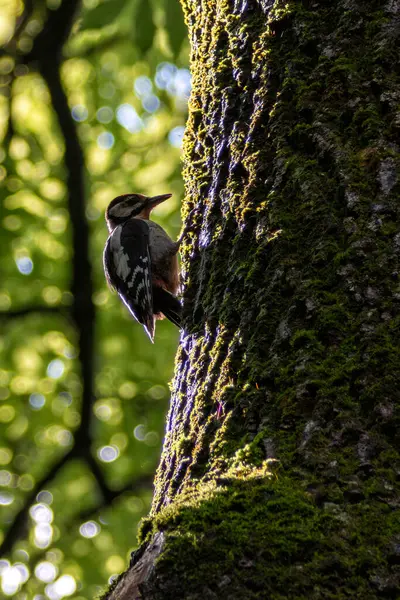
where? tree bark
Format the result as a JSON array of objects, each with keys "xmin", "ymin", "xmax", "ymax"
[{"xmin": 107, "ymin": 1, "xmax": 400, "ymax": 598}]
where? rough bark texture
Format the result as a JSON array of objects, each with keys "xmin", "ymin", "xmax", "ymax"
[{"xmin": 107, "ymin": 1, "xmax": 400, "ymax": 598}]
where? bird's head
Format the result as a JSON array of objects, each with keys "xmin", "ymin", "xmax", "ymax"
[{"xmin": 105, "ymin": 192, "xmax": 172, "ymax": 232}]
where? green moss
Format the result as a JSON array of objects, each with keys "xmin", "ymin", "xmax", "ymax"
[
  {"xmin": 129, "ymin": 0, "xmax": 400, "ymax": 597},
  {"xmin": 142, "ymin": 474, "xmax": 398, "ymax": 599}
]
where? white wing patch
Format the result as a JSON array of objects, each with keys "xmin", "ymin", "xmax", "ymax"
[
  {"xmin": 127, "ymin": 256, "xmax": 149, "ymax": 290},
  {"xmin": 135, "ymin": 281, "xmax": 145, "ymax": 302},
  {"xmin": 106, "ymin": 220, "xmax": 154, "ymax": 340},
  {"xmin": 110, "ymin": 226, "xmax": 131, "ymax": 280}
]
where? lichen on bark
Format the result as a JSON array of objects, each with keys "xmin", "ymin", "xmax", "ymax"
[{"xmin": 106, "ymin": 1, "xmax": 400, "ymax": 598}]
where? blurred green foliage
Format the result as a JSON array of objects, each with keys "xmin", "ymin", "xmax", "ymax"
[{"xmin": 0, "ymin": 0, "xmax": 189, "ymax": 597}]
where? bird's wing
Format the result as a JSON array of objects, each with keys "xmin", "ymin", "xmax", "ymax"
[{"xmin": 103, "ymin": 219, "xmax": 155, "ymax": 341}]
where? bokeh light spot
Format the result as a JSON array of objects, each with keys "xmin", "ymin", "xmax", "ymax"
[
  {"xmin": 98, "ymin": 445, "xmax": 119, "ymax": 462},
  {"xmin": 97, "ymin": 132, "xmax": 114, "ymax": 150},
  {"xmin": 118, "ymin": 381, "xmax": 137, "ymax": 399},
  {"xmin": 47, "ymin": 360, "xmax": 65, "ymax": 379},
  {"xmin": 34, "ymin": 523, "xmax": 53, "ymax": 549},
  {"xmin": 58, "ymin": 392, "xmax": 72, "ymax": 406},
  {"xmin": 168, "ymin": 68, "xmax": 192, "ymax": 99},
  {"xmin": 99, "ymin": 82, "xmax": 115, "ymax": 99},
  {"xmin": 79, "ymin": 521, "xmax": 100, "ymax": 539},
  {"xmin": 29, "ymin": 393, "xmax": 46, "ymax": 410},
  {"xmin": 155, "ymin": 62, "xmax": 177, "ymax": 89},
  {"xmin": 30, "ymin": 503, "xmax": 53, "ymax": 524},
  {"xmin": 105, "ymin": 555, "xmax": 125, "ymax": 574},
  {"xmin": 97, "ymin": 106, "xmax": 113, "ymax": 124},
  {"xmin": 142, "ymin": 95, "xmax": 160, "ymax": 113},
  {"xmin": 37, "ymin": 490, "xmax": 53, "ymax": 505},
  {"xmin": 42, "ymin": 286, "xmax": 62, "ymax": 305},
  {"xmin": 1, "ymin": 563, "xmax": 29, "ymax": 596},
  {"xmin": 16, "ymin": 256, "xmax": 33, "ymax": 275},
  {"xmin": 147, "ymin": 385, "xmax": 167, "ymax": 400},
  {"xmin": 116, "ymin": 104, "xmax": 143, "ymax": 133},
  {"xmin": 126, "ymin": 496, "xmax": 144, "ymax": 513},
  {"xmin": 0, "ymin": 471, "xmax": 11, "ymax": 486},
  {"xmin": 94, "ymin": 403, "xmax": 112, "ymax": 422},
  {"xmin": 0, "ymin": 448, "xmax": 12, "ymax": 465},
  {"xmin": 3, "ymin": 215, "xmax": 21, "ymax": 231},
  {"xmin": 35, "ymin": 561, "xmax": 57, "ymax": 583},
  {"xmin": 46, "ymin": 574, "xmax": 76, "ymax": 599},
  {"xmin": 0, "ymin": 493, "xmax": 14, "ymax": 506},
  {"xmin": 0, "ymin": 293, "xmax": 11, "ymax": 310},
  {"xmin": 168, "ymin": 126, "xmax": 185, "ymax": 148},
  {"xmin": 145, "ymin": 431, "xmax": 159, "ymax": 446},
  {"xmin": 133, "ymin": 424, "xmax": 146, "ymax": 441},
  {"xmin": 71, "ymin": 105, "xmax": 88, "ymax": 122},
  {"xmin": 134, "ymin": 75, "xmax": 152, "ymax": 97},
  {"xmin": 0, "ymin": 405, "xmax": 15, "ymax": 423}
]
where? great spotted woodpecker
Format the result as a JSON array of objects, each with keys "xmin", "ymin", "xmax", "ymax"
[{"xmin": 103, "ymin": 193, "xmax": 182, "ymax": 342}]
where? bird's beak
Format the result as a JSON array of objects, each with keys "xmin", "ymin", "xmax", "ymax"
[{"xmin": 147, "ymin": 193, "xmax": 172, "ymax": 208}]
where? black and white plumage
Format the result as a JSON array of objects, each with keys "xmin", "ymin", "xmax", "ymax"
[{"xmin": 103, "ymin": 193, "xmax": 182, "ymax": 342}]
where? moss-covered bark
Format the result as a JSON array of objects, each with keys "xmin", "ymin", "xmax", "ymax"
[{"xmin": 107, "ymin": 0, "xmax": 400, "ymax": 598}]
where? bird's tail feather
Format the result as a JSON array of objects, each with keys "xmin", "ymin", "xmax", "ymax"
[
  {"xmin": 120, "ymin": 293, "xmax": 155, "ymax": 342},
  {"xmin": 153, "ymin": 287, "xmax": 182, "ymax": 328}
]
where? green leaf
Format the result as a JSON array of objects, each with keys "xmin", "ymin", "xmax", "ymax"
[
  {"xmin": 163, "ymin": 0, "xmax": 187, "ymax": 58},
  {"xmin": 132, "ymin": 0, "xmax": 156, "ymax": 55},
  {"xmin": 80, "ymin": 0, "xmax": 130, "ymax": 31}
]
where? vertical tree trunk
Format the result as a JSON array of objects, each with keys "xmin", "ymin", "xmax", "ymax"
[{"xmin": 107, "ymin": 1, "xmax": 400, "ymax": 598}]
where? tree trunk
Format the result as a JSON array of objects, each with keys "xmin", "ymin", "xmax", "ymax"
[{"xmin": 107, "ymin": 1, "xmax": 400, "ymax": 598}]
